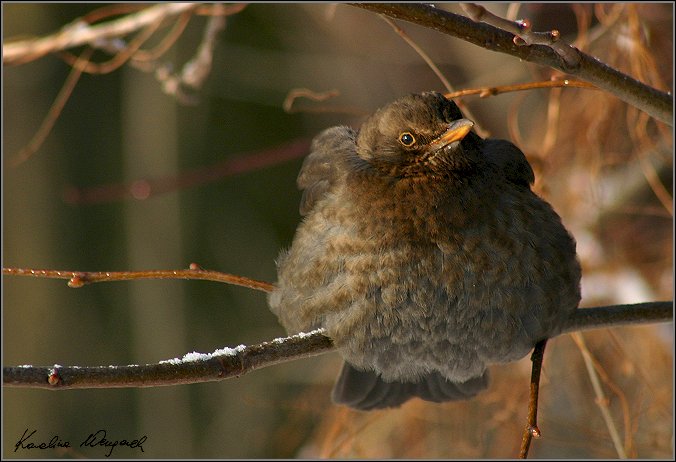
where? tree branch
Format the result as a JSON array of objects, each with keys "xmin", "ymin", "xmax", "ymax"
[
  {"xmin": 4, "ymin": 330, "xmax": 334, "ymax": 389},
  {"xmin": 350, "ymin": 3, "xmax": 672, "ymax": 125},
  {"xmin": 561, "ymin": 301, "xmax": 673, "ymax": 334},
  {"xmin": 570, "ymin": 332, "xmax": 627, "ymax": 458},
  {"xmin": 3, "ymin": 302, "xmax": 671, "ymax": 390},
  {"xmin": 2, "ymin": 3, "xmax": 201, "ymax": 66},
  {"xmin": 2, "ymin": 266, "xmax": 274, "ymax": 292},
  {"xmin": 519, "ymin": 339, "xmax": 547, "ymax": 459}
]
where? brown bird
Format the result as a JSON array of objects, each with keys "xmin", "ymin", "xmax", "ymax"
[{"xmin": 269, "ymin": 91, "xmax": 581, "ymax": 410}]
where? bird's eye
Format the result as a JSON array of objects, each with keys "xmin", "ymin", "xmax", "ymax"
[{"xmin": 398, "ymin": 132, "xmax": 416, "ymax": 147}]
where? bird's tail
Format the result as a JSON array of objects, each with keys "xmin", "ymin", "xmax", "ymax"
[{"xmin": 332, "ymin": 362, "xmax": 489, "ymax": 411}]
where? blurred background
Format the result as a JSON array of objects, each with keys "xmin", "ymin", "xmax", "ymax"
[{"xmin": 3, "ymin": 3, "xmax": 672, "ymax": 458}]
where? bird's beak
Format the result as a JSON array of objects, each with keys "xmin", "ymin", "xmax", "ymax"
[{"xmin": 430, "ymin": 119, "xmax": 474, "ymax": 150}]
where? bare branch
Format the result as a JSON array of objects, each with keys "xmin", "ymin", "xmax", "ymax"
[
  {"xmin": 11, "ymin": 48, "xmax": 93, "ymax": 167},
  {"xmin": 3, "ymin": 302, "xmax": 671, "ymax": 390},
  {"xmin": 5, "ymin": 263, "xmax": 670, "ymax": 333},
  {"xmin": 153, "ymin": 4, "xmax": 246, "ymax": 104},
  {"xmin": 519, "ymin": 339, "xmax": 547, "ymax": 459},
  {"xmin": 3, "ymin": 3, "xmax": 201, "ymax": 66},
  {"xmin": 445, "ymin": 78, "xmax": 597, "ymax": 99},
  {"xmin": 283, "ymin": 88, "xmax": 341, "ymax": 113},
  {"xmin": 379, "ymin": 15, "xmax": 454, "ymax": 94},
  {"xmin": 3, "ymin": 330, "xmax": 334, "ymax": 389},
  {"xmin": 2, "ymin": 266, "xmax": 274, "ymax": 293},
  {"xmin": 53, "ymin": 12, "xmax": 166, "ymax": 75},
  {"xmin": 460, "ymin": 3, "xmax": 581, "ymax": 68},
  {"xmin": 350, "ymin": 3, "xmax": 672, "ymax": 125},
  {"xmin": 378, "ymin": 14, "xmax": 489, "ymax": 138},
  {"xmin": 570, "ymin": 333, "xmax": 627, "ymax": 458},
  {"xmin": 561, "ymin": 301, "xmax": 673, "ymax": 334}
]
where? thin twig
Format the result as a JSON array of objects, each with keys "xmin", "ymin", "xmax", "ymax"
[
  {"xmin": 570, "ymin": 332, "xmax": 627, "ymax": 458},
  {"xmin": 445, "ymin": 79, "xmax": 597, "ymax": 99},
  {"xmin": 460, "ymin": 3, "xmax": 581, "ymax": 68},
  {"xmin": 379, "ymin": 15, "xmax": 454, "ymax": 93},
  {"xmin": 153, "ymin": 4, "xmax": 235, "ymax": 104},
  {"xmin": 10, "ymin": 48, "xmax": 94, "ymax": 167},
  {"xmin": 8, "ymin": 4, "xmax": 246, "ymax": 166},
  {"xmin": 379, "ymin": 15, "xmax": 488, "ymax": 137},
  {"xmin": 57, "ymin": 12, "xmax": 189, "ymax": 73},
  {"xmin": 2, "ymin": 266, "xmax": 274, "ymax": 293},
  {"xmin": 519, "ymin": 339, "xmax": 547, "ymax": 459},
  {"xmin": 1, "ymin": 300, "xmax": 671, "ymax": 391},
  {"xmin": 129, "ymin": 10, "xmax": 193, "ymax": 63},
  {"xmin": 3, "ymin": 330, "xmax": 334, "ymax": 389},
  {"xmin": 350, "ymin": 3, "xmax": 672, "ymax": 125},
  {"xmin": 4, "ymin": 264, "xmax": 673, "ymax": 328},
  {"xmin": 56, "ymin": 13, "xmax": 165, "ymax": 75},
  {"xmin": 283, "ymin": 88, "xmax": 341, "ymax": 113},
  {"xmin": 3, "ymin": 3, "xmax": 201, "ymax": 65},
  {"xmin": 178, "ymin": 6, "xmax": 227, "ymax": 89},
  {"xmin": 583, "ymin": 332, "xmax": 636, "ymax": 456}
]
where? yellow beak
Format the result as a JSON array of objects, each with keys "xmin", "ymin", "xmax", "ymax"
[{"xmin": 430, "ymin": 119, "xmax": 474, "ymax": 150}]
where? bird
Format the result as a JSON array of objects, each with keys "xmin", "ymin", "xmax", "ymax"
[{"xmin": 268, "ymin": 91, "xmax": 581, "ymax": 411}]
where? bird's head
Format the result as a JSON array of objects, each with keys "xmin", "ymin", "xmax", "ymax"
[{"xmin": 356, "ymin": 92, "xmax": 481, "ymax": 178}]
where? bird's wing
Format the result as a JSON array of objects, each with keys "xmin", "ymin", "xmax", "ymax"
[
  {"xmin": 482, "ymin": 138, "xmax": 535, "ymax": 187},
  {"xmin": 297, "ymin": 125, "xmax": 358, "ymax": 216}
]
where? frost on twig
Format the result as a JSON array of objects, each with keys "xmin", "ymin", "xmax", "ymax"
[
  {"xmin": 3, "ymin": 301, "xmax": 672, "ymax": 390},
  {"xmin": 4, "ymin": 330, "xmax": 334, "ymax": 389}
]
